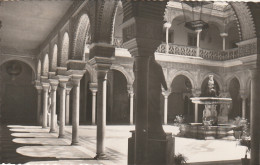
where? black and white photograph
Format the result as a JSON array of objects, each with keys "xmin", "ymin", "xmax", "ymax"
[{"xmin": 0, "ymin": 0, "xmax": 259, "ymax": 164}]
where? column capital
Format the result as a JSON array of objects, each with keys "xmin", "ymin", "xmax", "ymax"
[
  {"xmin": 70, "ymin": 74, "xmax": 84, "ymax": 87},
  {"xmin": 162, "ymin": 90, "xmax": 171, "ymax": 97},
  {"xmin": 128, "ymin": 89, "xmax": 134, "ymax": 96},
  {"xmin": 41, "ymin": 82, "xmax": 50, "ymax": 91},
  {"xmin": 89, "ymin": 83, "xmax": 98, "ymax": 93},
  {"xmin": 35, "ymin": 80, "xmax": 43, "ymax": 90},
  {"xmin": 240, "ymin": 89, "xmax": 249, "ymax": 99},
  {"xmin": 49, "ymin": 79, "xmax": 59, "ymax": 91},
  {"xmin": 66, "ymin": 83, "xmax": 73, "ymax": 94},
  {"xmin": 164, "ymin": 22, "xmax": 171, "ymax": 28},
  {"xmin": 89, "ymin": 56, "xmax": 113, "ymax": 73},
  {"xmin": 127, "ymin": 84, "xmax": 134, "ymax": 93},
  {"xmin": 195, "ymin": 28, "xmax": 202, "ymax": 33},
  {"xmin": 191, "ymin": 88, "xmax": 201, "ymax": 97},
  {"xmin": 220, "ymin": 32, "xmax": 228, "ymax": 37}
]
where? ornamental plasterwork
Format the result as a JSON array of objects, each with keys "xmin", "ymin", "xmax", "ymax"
[{"xmin": 230, "ymin": 2, "xmax": 256, "ymax": 40}]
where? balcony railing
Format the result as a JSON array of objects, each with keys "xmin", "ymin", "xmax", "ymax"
[
  {"xmin": 113, "ymin": 38, "xmax": 256, "ymax": 61},
  {"xmin": 155, "ymin": 43, "xmax": 256, "ymax": 61}
]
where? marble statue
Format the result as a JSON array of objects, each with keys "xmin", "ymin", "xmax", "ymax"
[{"xmin": 208, "ymin": 75, "xmax": 217, "ymax": 97}]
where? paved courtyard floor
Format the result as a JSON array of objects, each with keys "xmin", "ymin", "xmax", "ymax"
[{"xmin": 0, "ymin": 124, "xmax": 247, "ymax": 165}]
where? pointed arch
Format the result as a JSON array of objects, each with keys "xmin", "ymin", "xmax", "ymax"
[
  {"xmin": 110, "ymin": 64, "xmax": 134, "ymax": 85},
  {"xmin": 72, "ymin": 14, "xmax": 91, "ymax": 60},
  {"xmin": 168, "ymin": 70, "xmax": 196, "ymax": 90},
  {"xmin": 226, "ymin": 75, "xmax": 242, "ymax": 91}
]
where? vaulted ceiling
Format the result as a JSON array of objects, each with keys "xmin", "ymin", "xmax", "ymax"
[{"xmin": 0, "ymin": 0, "xmax": 73, "ymax": 56}]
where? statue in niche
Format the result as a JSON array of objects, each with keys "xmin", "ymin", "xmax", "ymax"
[
  {"xmin": 147, "ymin": 56, "xmax": 168, "ymax": 139},
  {"xmin": 207, "ymin": 75, "xmax": 217, "ymax": 97},
  {"xmin": 203, "ymin": 75, "xmax": 218, "ymax": 125}
]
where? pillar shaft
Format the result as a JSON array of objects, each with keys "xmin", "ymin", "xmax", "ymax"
[
  {"xmin": 36, "ymin": 88, "xmax": 42, "ymax": 126},
  {"xmin": 50, "ymin": 87, "xmax": 57, "ymax": 132},
  {"xmin": 134, "ymin": 56, "xmax": 149, "ymax": 164},
  {"xmin": 71, "ymin": 76, "xmax": 81, "ymax": 145},
  {"xmin": 42, "ymin": 84, "xmax": 50, "ymax": 128},
  {"xmin": 129, "ymin": 92, "xmax": 134, "ymax": 125},
  {"xmin": 96, "ymin": 71, "xmax": 108, "ymax": 158},
  {"xmin": 164, "ymin": 96, "xmax": 168, "ymax": 125},
  {"xmin": 65, "ymin": 88, "xmax": 72, "ymax": 125},
  {"xmin": 220, "ymin": 33, "xmax": 228, "ymax": 51},
  {"xmin": 223, "ymin": 37, "xmax": 226, "ymax": 51},
  {"xmin": 250, "ymin": 69, "xmax": 260, "ymax": 165},
  {"xmin": 195, "ymin": 103, "xmax": 198, "ymax": 123},
  {"xmin": 59, "ymin": 83, "xmax": 66, "ymax": 138},
  {"xmin": 196, "ymin": 29, "xmax": 202, "ymax": 57},
  {"xmin": 91, "ymin": 91, "xmax": 97, "ymax": 125},
  {"xmin": 164, "ymin": 22, "xmax": 171, "ymax": 54},
  {"xmin": 242, "ymin": 97, "xmax": 246, "ymax": 119}
]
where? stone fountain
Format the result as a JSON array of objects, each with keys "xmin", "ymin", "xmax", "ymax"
[{"xmin": 179, "ymin": 75, "xmax": 234, "ymax": 139}]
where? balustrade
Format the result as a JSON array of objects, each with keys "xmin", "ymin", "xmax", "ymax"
[
  {"xmin": 155, "ymin": 43, "xmax": 246, "ymax": 61},
  {"xmin": 113, "ymin": 37, "xmax": 255, "ymax": 61}
]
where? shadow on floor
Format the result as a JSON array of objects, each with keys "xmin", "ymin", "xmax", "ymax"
[{"xmin": 0, "ymin": 124, "xmax": 58, "ymax": 164}]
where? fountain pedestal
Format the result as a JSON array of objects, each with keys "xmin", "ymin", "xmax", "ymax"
[{"xmin": 181, "ymin": 75, "xmax": 233, "ymax": 140}]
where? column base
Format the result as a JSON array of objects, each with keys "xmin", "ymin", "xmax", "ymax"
[
  {"xmin": 71, "ymin": 141, "xmax": 80, "ymax": 146},
  {"xmin": 42, "ymin": 126, "xmax": 48, "ymax": 129},
  {"xmin": 49, "ymin": 129, "xmax": 56, "ymax": 133},
  {"xmin": 94, "ymin": 153, "xmax": 109, "ymax": 160},
  {"xmin": 128, "ymin": 131, "xmax": 175, "ymax": 165},
  {"xmin": 58, "ymin": 134, "xmax": 65, "ymax": 138}
]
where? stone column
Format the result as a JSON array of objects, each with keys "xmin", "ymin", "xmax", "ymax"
[
  {"xmin": 35, "ymin": 85, "xmax": 42, "ymax": 126},
  {"xmin": 41, "ymin": 83, "xmax": 50, "ymax": 128},
  {"xmin": 164, "ymin": 22, "xmax": 171, "ymax": 54},
  {"xmin": 94, "ymin": 71, "xmax": 108, "ymax": 159},
  {"xmin": 192, "ymin": 89, "xmax": 201, "ymax": 123},
  {"xmin": 58, "ymin": 80, "xmax": 68, "ymax": 138},
  {"xmin": 250, "ymin": 69, "xmax": 260, "ymax": 165},
  {"xmin": 128, "ymin": 88, "xmax": 134, "ymax": 125},
  {"xmin": 49, "ymin": 79, "xmax": 59, "ymax": 133},
  {"xmin": 220, "ymin": 33, "xmax": 228, "ymax": 51},
  {"xmin": 195, "ymin": 29, "xmax": 202, "ymax": 57},
  {"xmin": 121, "ymin": 2, "xmax": 168, "ymax": 164},
  {"xmin": 240, "ymin": 91, "xmax": 248, "ymax": 119},
  {"xmin": 65, "ymin": 85, "xmax": 72, "ymax": 125},
  {"xmin": 90, "ymin": 84, "xmax": 98, "ymax": 125},
  {"xmin": 71, "ymin": 75, "xmax": 83, "ymax": 145},
  {"xmin": 89, "ymin": 43, "xmax": 114, "ymax": 159},
  {"xmin": 162, "ymin": 90, "xmax": 171, "ymax": 125}
]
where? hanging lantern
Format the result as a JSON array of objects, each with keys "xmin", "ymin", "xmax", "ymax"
[
  {"xmin": 6, "ymin": 61, "xmax": 22, "ymax": 80},
  {"xmin": 181, "ymin": 1, "xmax": 213, "ymax": 31}
]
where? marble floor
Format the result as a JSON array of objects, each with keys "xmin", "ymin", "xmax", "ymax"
[{"xmin": 0, "ymin": 124, "xmax": 246, "ymax": 165}]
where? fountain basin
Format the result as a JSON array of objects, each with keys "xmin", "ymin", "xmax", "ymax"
[
  {"xmin": 179, "ymin": 123, "xmax": 235, "ymax": 139},
  {"xmin": 190, "ymin": 97, "xmax": 232, "ymax": 104}
]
